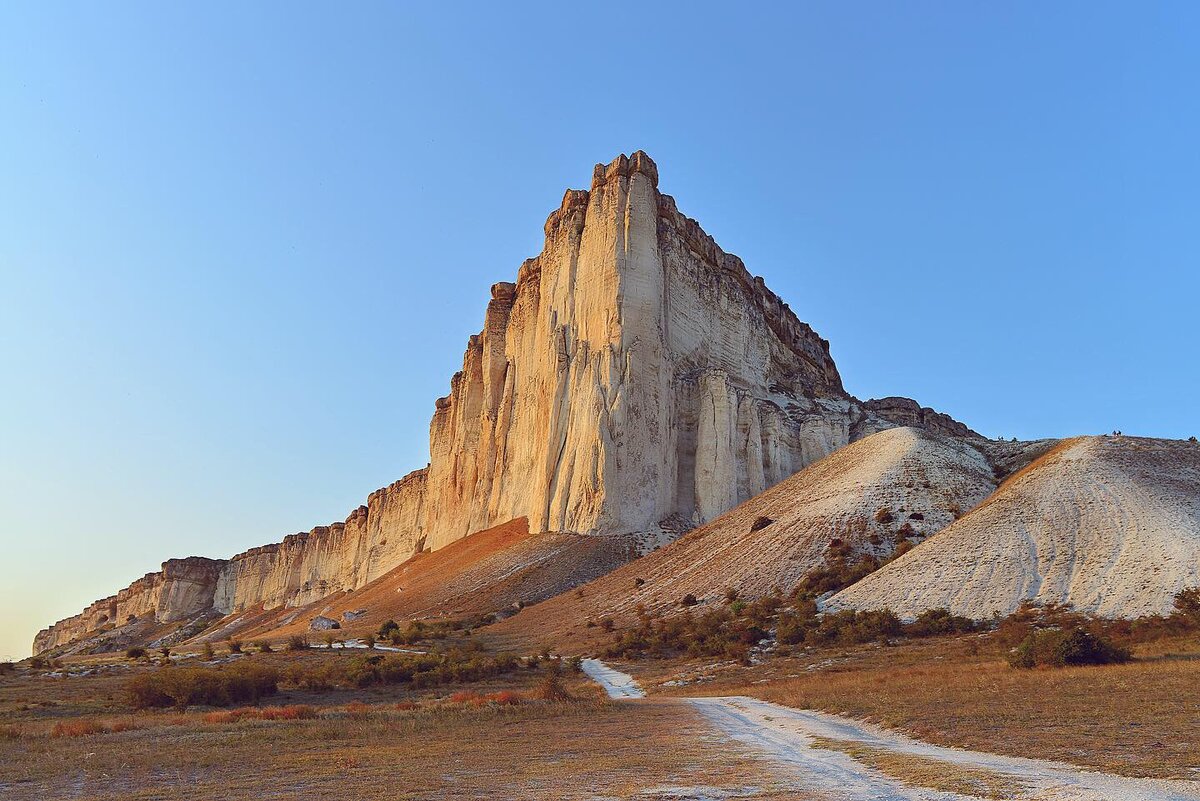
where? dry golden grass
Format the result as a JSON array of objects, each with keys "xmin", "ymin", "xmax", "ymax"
[
  {"xmin": 0, "ymin": 697, "xmax": 812, "ymax": 800},
  {"xmin": 0, "ymin": 652, "xmax": 812, "ymax": 800},
  {"xmin": 809, "ymin": 736, "xmax": 1029, "ymax": 799}
]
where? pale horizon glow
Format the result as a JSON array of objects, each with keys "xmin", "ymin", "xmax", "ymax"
[{"xmin": 2, "ymin": 3, "xmax": 1198, "ymax": 660}]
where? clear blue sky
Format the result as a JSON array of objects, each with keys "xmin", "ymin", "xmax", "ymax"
[{"xmin": 2, "ymin": 3, "xmax": 1197, "ymax": 659}]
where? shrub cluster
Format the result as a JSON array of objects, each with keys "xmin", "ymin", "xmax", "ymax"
[
  {"xmin": 604, "ymin": 597, "xmax": 782, "ymax": 662},
  {"xmin": 283, "ymin": 647, "xmax": 522, "ymax": 692},
  {"xmin": 905, "ymin": 608, "xmax": 978, "ymax": 638},
  {"xmin": 127, "ymin": 662, "xmax": 279, "ymax": 709},
  {"xmin": 377, "ymin": 615, "xmax": 496, "ymax": 646},
  {"xmin": 1008, "ymin": 627, "xmax": 1131, "ymax": 669},
  {"xmin": 777, "ymin": 606, "xmax": 903, "ymax": 647}
]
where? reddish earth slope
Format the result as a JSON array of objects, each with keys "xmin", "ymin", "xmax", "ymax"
[{"xmin": 191, "ymin": 518, "xmax": 632, "ymax": 645}]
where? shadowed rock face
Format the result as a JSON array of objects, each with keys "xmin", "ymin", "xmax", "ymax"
[
  {"xmin": 863, "ymin": 397, "xmax": 981, "ymax": 439},
  {"xmin": 34, "ymin": 152, "xmax": 975, "ymax": 655}
]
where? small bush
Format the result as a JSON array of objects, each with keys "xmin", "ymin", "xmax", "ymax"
[
  {"xmin": 1172, "ymin": 587, "xmax": 1200, "ymax": 626},
  {"xmin": 680, "ymin": 593, "xmax": 698, "ymax": 607},
  {"xmin": 1009, "ymin": 627, "xmax": 1131, "ymax": 669},
  {"xmin": 109, "ymin": 719, "xmax": 140, "ymax": 733},
  {"xmin": 905, "ymin": 608, "xmax": 977, "ymax": 638},
  {"xmin": 378, "ymin": 619, "xmax": 400, "ymax": 638},
  {"xmin": 536, "ymin": 660, "xmax": 572, "ymax": 701},
  {"xmin": 749, "ymin": 516, "xmax": 774, "ymax": 532},
  {"xmin": 874, "ymin": 507, "xmax": 894, "ymax": 525},
  {"xmin": 159, "ymin": 646, "xmax": 171, "ymax": 658},
  {"xmin": 599, "ymin": 616, "xmax": 615, "ymax": 632},
  {"xmin": 254, "ymin": 641, "xmax": 272, "ymax": 654},
  {"xmin": 52, "ymin": 720, "xmax": 108, "ymax": 738},
  {"xmin": 125, "ymin": 647, "xmax": 147, "ymax": 660},
  {"xmin": 228, "ymin": 640, "xmax": 242, "ymax": 654},
  {"xmin": 394, "ymin": 700, "xmax": 420, "ymax": 711},
  {"xmin": 286, "ymin": 635, "xmax": 308, "ymax": 652},
  {"xmin": 793, "ymin": 554, "xmax": 880, "ymax": 599},
  {"xmin": 201, "ymin": 642, "xmax": 215, "ymax": 660}
]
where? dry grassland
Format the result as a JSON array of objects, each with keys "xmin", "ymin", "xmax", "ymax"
[
  {"xmin": 0, "ymin": 652, "xmax": 811, "ymax": 801},
  {"xmin": 662, "ymin": 633, "xmax": 1200, "ymax": 779}
]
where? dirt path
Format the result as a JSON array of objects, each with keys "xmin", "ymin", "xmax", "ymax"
[
  {"xmin": 584, "ymin": 661, "xmax": 1200, "ymax": 801},
  {"xmin": 581, "ymin": 658, "xmax": 646, "ymax": 699}
]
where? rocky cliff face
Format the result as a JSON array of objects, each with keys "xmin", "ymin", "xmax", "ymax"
[
  {"xmin": 33, "ymin": 557, "xmax": 225, "ymax": 654},
  {"xmin": 34, "ymin": 152, "xmax": 976, "ymax": 654},
  {"xmin": 863, "ymin": 397, "xmax": 980, "ymax": 439}
]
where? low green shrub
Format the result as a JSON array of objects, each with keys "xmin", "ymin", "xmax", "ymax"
[
  {"xmin": 1008, "ymin": 627, "xmax": 1131, "ymax": 669},
  {"xmin": 905, "ymin": 608, "xmax": 977, "ymax": 637},
  {"xmin": 1173, "ymin": 587, "xmax": 1200, "ymax": 626}
]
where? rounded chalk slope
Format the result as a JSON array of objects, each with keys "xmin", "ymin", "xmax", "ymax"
[
  {"xmin": 485, "ymin": 427, "xmax": 996, "ymax": 650},
  {"xmin": 829, "ymin": 436, "xmax": 1200, "ymax": 619}
]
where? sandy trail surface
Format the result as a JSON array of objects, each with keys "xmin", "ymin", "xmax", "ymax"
[
  {"xmin": 581, "ymin": 658, "xmax": 646, "ymax": 698},
  {"xmin": 585, "ymin": 660, "xmax": 1200, "ymax": 801}
]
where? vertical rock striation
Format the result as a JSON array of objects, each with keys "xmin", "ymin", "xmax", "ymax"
[{"xmin": 34, "ymin": 152, "xmax": 975, "ymax": 654}]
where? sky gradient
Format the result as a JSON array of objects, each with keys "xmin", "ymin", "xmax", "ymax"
[{"xmin": 2, "ymin": 3, "xmax": 1198, "ymax": 659}]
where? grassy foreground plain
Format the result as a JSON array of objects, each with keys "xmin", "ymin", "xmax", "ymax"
[
  {"xmin": 6, "ymin": 610, "xmax": 1199, "ymax": 799},
  {"xmin": 0, "ymin": 648, "xmax": 808, "ymax": 801}
]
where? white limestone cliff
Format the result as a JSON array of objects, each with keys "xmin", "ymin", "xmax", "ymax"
[{"xmin": 34, "ymin": 152, "xmax": 972, "ymax": 654}]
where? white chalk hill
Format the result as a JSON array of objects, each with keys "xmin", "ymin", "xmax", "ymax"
[
  {"xmin": 830, "ymin": 436, "xmax": 1200, "ymax": 619},
  {"xmin": 488, "ymin": 426, "xmax": 997, "ymax": 642}
]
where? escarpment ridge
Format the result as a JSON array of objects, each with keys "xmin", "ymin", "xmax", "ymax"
[{"xmin": 35, "ymin": 152, "xmax": 975, "ymax": 655}]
